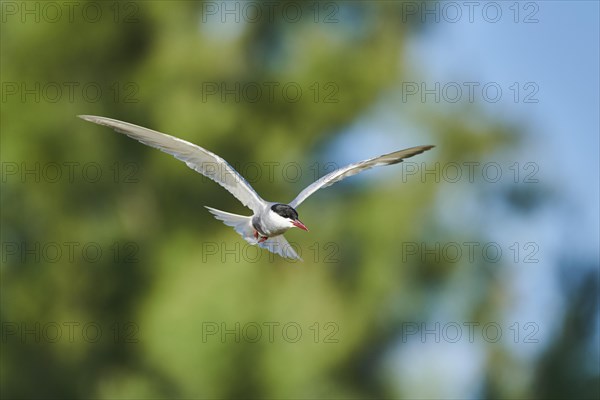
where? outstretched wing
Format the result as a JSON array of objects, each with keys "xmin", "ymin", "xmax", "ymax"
[
  {"xmin": 289, "ymin": 145, "xmax": 434, "ymax": 208},
  {"xmin": 259, "ymin": 235, "xmax": 302, "ymax": 261},
  {"xmin": 79, "ymin": 115, "xmax": 265, "ymax": 213}
]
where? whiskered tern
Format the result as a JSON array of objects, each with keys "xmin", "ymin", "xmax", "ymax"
[{"xmin": 79, "ymin": 115, "xmax": 434, "ymax": 261}]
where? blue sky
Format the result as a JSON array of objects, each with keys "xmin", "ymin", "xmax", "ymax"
[
  {"xmin": 330, "ymin": 2, "xmax": 600, "ymax": 397},
  {"xmin": 406, "ymin": 1, "xmax": 600, "ymax": 252},
  {"xmin": 402, "ymin": 2, "xmax": 598, "ymax": 396},
  {"xmin": 335, "ymin": 1, "xmax": 598, "ymax": 258}
]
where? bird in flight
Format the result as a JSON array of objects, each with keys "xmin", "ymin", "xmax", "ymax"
[{"xmin": 79, "ymin": 115, "xmax": 434, "ymax": 261}]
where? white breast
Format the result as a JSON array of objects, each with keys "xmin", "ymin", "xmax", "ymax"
[{"xmin": 255, "ymin": 208, "xmax": 293, "ymax": 237}]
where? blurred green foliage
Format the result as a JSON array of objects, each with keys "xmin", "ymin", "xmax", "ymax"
[{"xmin": 1, "ymin": 1, "xmax": 597, "ymax": 399}]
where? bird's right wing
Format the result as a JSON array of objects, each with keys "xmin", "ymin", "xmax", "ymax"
[
  {"xmin": 289, "ymin": 145, "xmax": 434, "ymax": 208},
  {"xmin": 259, "ymin": 235, "xmax": 302, "ymax": 261},
  {"xmin": 79, "ymin": 115, "xmax": 265, "ymax": 213}
]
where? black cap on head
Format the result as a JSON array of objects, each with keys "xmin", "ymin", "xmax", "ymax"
[{"xmin": 271, "ymin": 204, "xmax": 299, "ymax": 220}]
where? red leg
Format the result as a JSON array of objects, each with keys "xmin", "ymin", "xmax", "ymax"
[{"xmin": 258, "ymin": 236, "xmax": 268, "ymax": 243}]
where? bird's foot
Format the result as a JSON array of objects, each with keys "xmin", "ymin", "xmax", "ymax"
[{"xmin": 254, "ymin": 230, "xmax": 268, "ymax": 243}]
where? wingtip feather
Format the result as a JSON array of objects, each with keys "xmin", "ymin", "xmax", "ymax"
[{"xmin": 78, "ymin": 115, "xmax": 105, "ymax": 124}]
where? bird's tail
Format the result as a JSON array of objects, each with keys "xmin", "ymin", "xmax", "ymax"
[{"xmin": 205, "ymin": 206, "xmax": 255, "ymax": 243}]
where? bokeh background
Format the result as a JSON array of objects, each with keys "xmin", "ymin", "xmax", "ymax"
[{"xmin": 1, "ymin": 1, "xmax": 598, "ymax": 399}]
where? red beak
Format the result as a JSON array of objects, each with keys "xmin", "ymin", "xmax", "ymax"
[{"xmin": 292, "ymin": 220, "xmax": 309, "ymax": 231}]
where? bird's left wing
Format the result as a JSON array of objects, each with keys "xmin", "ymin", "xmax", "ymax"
[
  {"xmin": 79, "ymin": 115, "xmax": 265, "ymax": 213},
  {"xmin": 289, "ymin": 145, "xmax": 434, "ymax": 208}
]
